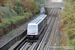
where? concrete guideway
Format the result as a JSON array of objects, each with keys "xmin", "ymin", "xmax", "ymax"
[
  {"xmin": 44, "ymin": 8, "xmax": 61, "ymax": 50},
  {"xmin": 37, "ymin": 8, "xmax": 61, "ymax": 50},
  {"xmin": 44, "ymin": 16, "xmax": 58, "ymax": 50}
]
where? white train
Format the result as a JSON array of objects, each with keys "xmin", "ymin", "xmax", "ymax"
[{"xmin": 27, "ymin": 14, "xmax": 47, "ymax": 39}]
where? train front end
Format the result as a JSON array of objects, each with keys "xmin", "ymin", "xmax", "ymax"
[{"xmin": 27, "ymin": 23, "xmax": 38, "ymax": 39}]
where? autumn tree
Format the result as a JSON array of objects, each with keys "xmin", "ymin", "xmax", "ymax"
[
  {"xmin": 0, "ymin": 0, "xmax": 6, "ymax": 6},
  {"xmin": 0, "ymin": 12, "xmax": 3, "ymax": 22}
]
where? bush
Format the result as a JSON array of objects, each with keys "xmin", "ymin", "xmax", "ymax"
[
  {"xmin": 21, "ymin": 0, "xmax": 40, "ymax": 14},
  {"xmin": 34, "ymin": 0, "xmax": 47, "ymax": 5},
  {"xmin": 13, "ymin": 6, "xmax": 24, "ymax": 16},
  {"xmin": 15, "ymin": 1, "xmax": 21, "ymax": 6},
  {"xmin": 59, "ymin": 0, "xmax": 75, "ymax": 49},
  {"xmin": 28, "ymin": 2, "xmax": 40, "ymax": 14},
  {"xmin": 24, "ymin": 13, "xmax": 32, "ymax": 19},
  {"xmin": 24, "ymin": 8, "xmax": 28, "ymax": 12},
  {"xmin": 13, "ymin": 1, "xmax": 24, "ymax": 16},
  {"xmin": 0, "ymin": 12, "xmax": 32, "ymax": 28},
  {"xmin": 0, "ymin": 7, "xmax": 17, "ymax": 18},
  {"xmin": 0, "ymin": 16, "xmax": 2, "ymax": 22}
]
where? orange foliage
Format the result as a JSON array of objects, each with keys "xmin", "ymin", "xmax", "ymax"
[
  {"xmin": 0, "ymin": 0, "xmax": 6, "ymax": 6},
  {"xmin": 21, "ymin": 0, "xmax": 34, "ymax": 7},
  {"xmin": 0, "ymin": 16, "xmax": 2, "ymax": 22},
  {"xmin": 21, "ymin": 0, "xmax": 36, "ymax": 13}
]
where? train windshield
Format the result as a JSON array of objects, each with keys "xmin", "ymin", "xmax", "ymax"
[{"xmin": 28, "ymin": 25, "xmax": 37, "ymax": 34}]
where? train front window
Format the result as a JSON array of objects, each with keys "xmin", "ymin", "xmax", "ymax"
[{"xmin": 28, "ymin": 25, "xmax": 37, "ymax": 34}]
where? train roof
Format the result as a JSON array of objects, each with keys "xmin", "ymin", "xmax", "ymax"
[{"xmin": 29, "ymin": 14, "xmax": 47, "ymax": 24}]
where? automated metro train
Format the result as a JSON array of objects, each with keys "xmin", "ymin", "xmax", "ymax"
[{"xmin": 27, "ymin": 14, "xmax": 47, "ymax": 39}]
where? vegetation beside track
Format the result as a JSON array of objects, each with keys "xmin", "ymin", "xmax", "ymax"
[
  {"xmin": 59, "ymin": 0, "xmax": 75, "ymax": 50},
  {"xmin": 0, "ymin": 13, "xmax": 32, "ymax": 27},
  {"xmin": 0, "ymin": 0, "xmax": 40, "ymax": 37},
  {"xmin": 34, "ymin": 0, "xmax": 48, "ymax": 5}
]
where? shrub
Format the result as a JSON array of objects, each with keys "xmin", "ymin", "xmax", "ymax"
[
  {"xmin": 15, "ymin": 1, "xmax": 21, "ymax": 6},
  {"xmin": 59, "ymin": 0, "xmax": 75, "ymax": 49},
  {"xmin": 0, "ymin": 12, "xmax": 32, "ymax": 28},
  {"xmin": 13, "ymin": 1, "xmax": 24, "ymax": 16},
  {"xmin": 0, "ymin": 16, "xmax": 2, "ymax": 22},
  {"xmin": 13, "ymin": 6, "xmax": 24, "ymax": 16},
  {"xmin": 28, "ymin": 2, "xmax": 40, "ymax": 14},
  {"xmin": 34, "ymin": 0, "xmax": 47, "ymax": 5},
  {"xmin": 24, "ymin": 13, "xmax": 32, "ymax": 19},
  {"xmin": 24, "ymin": 8, "xmax": 28, "ymax": 12},
  {"xmin": 0, "ymin": 7, "xmax": 17, "ymax": 18},
  {"xmin": 21, "ymin": 0, "xmax": 40, "ymax": 14}
]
